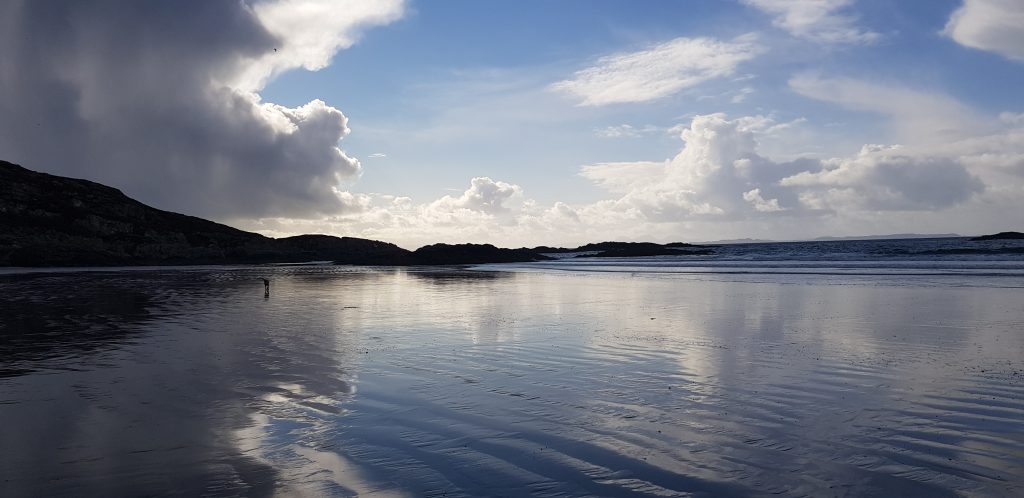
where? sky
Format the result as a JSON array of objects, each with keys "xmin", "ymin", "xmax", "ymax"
[{"xmin": 1, "ymin": 0, "xmax": 1023, "ymax": 248}]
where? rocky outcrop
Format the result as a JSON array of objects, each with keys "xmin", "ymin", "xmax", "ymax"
[
  {"xmin": 533, "ymin": 241, "xmax": 713, "ymax": 258},
  {"xmin": 411, "ymin": 243, "xmax": 549, "ymax": 265},
  {"xmin": 274, "ymin": 234, "xmax": 412, "ymax": 265}
]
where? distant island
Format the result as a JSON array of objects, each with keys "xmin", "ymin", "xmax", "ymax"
[
  {"xmin": 0, "ymin": 160, "xmax": 708, "ymax": 267},
  {"xmin": 698, "ymin": 234, "xmax": 967, "ymax": 245},
  {"xmin": 697, "ymin": 238, "xmax": 775, "ymax": 245},
  {"xmin": 534, "ymin": 241, "xmax": 712, "ymax": 258},
  {"xmin": 810, "ymin": 233, "xmax": 963, "ymax": 241},
  {"xmin": 970, "ymin": 231, "xmax": 1024, "ymax": 241}
]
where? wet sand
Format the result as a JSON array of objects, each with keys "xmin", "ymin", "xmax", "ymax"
[{"xmin": 0, "ymin": 266, "xmax": 1022, "ymax": 496}]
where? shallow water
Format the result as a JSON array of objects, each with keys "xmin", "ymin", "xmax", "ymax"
[{"xmin": 1, "ymin": 264, "xmax": 1022, "ymax": 497}]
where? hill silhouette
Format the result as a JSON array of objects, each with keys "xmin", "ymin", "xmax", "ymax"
[{"xmin": 0, "ymin": 160, "xmax": 547, "ymax": 266}]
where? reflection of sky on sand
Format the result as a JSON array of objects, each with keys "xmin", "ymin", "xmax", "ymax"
[
  {"xmin": 0, "ymin": 289, "xmax": 281, "ymax": 494},
  {"xmin": 563, "ymin": 273, "xmax": 1022, "ymax": 496},
  {"xmin": 342, "ymin": 270, "xmax": 1020, "ymax": 496},
  {"xmin": 1, "ymin": 266, "xmax": 1022, "ymax": 496}
]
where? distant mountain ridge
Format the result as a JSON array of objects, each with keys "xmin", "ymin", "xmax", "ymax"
[
  {"xmin": 696, "ymin": 234, "xmax": 969, "ymax": 245},
  {"xmin": 697, "ymin": 238, "xmax": 775, "ymax": 245},
  {"xmin": 811, "ymin": 233, "xmax": 962, "ymax": 241}
]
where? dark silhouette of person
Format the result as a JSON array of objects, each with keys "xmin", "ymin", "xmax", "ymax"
[{"xmin": 263, "ymin": 278, "xmax": 270, "ymax": 297}]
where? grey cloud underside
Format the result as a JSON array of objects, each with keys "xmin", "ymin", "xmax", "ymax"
[
  {"xmin": 851, "ymin": 157, "xmax": 984, "ymax": 210},
  {"xmin": 0, "ymin": 1, "xmax": 359, "ymax": 219},
  {"xmin": 745, "ymin": 152, "xmax": 984, "ymax": 214}
]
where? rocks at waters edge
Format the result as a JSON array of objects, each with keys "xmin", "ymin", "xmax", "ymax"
[{"xmin": 412, "ymin": 244, "xmax": 551, "ymax": 265}]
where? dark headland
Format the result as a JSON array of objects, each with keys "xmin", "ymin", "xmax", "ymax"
[
  {"xmin": 970, "ymin": 231, "xmax": 1024, "ymax": 241},
  {"xmin": 0, "ymin": 160, "xmax": 708, "ymax": 267}
]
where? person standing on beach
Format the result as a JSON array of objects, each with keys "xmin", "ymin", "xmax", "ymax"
[{"xmin": 263, "ymin": 278, "xmax": 270, "ymax": 297}]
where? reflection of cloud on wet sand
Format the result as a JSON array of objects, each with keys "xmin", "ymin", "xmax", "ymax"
[
  {"xmin": 567, "ymin": 273, "xmax": 1021, "ymax": 496},
  {"xmin": 2, "ymin": 266, "xmax": 1022, "ymax": 496},
  {"xmin": 0, "ymin": 268, "xmax": 372, "ymax": 495},
  {"xmin": 0, "ymin": 271, "xmax": 284, "ymax": 496}
]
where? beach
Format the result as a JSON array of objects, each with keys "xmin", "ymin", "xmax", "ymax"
[
  {"xmin": 6, "ymin": 1, "xmax": 1024, "ymax": 495},
  {"xmin": 1, "ymin": 255, "xmax": 1023, "ymax": 496}
]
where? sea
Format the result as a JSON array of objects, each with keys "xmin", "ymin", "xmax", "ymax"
[{"xmin": 1, "ymin": 237, "xmax": 1022, "ymax": 497}]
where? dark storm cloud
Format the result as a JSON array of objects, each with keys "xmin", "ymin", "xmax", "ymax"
[{"xmin": 0, "ymin": 1, "xmax": 393, "ymax": 219}]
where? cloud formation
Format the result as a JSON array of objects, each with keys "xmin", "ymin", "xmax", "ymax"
[
  {"xmin": 430, "ymin": 177, "xmax": 524, "ymax": 215},
  {"xmin": 550, "ymin": 35, "xmax": 763, "ymax": 106},
  {"xmin": 581, "ymin": 114, "xmax": 815, "ymax": 219},
  {"xmin": 594, "ymin": 124, "xmax": 664, "ymax": 139},
  {"xmin": 0, "ymin": 0, "xmax": 404, "ymax": 219},
  {"xmin": 743, "ymin": 189, "xmax": 785, "ymax": 212},
  {"xmin": 789, "ymin": 74, "xmax": 989, "ymax": 143},
  {"xmin": 234, "ymin": 0, "xmax": 404, "ymax": 90},
  {"xmin": 574, "ymin": 112, "xmax": 991, "ymax": 229},
  {"xmin": 782, "ymin": 145, "xmax": 984, "ymax": 210},
  {"xmin": 237, "ymin": 107, "xmax": 1021, "ymax": 247},
  {"xmin": 742, "ymin": 0, "xmax": 879, "ymax": 44},
  {"xmin": 944, "ymin": 0, "xmax": 1024, "ymax": 60}
]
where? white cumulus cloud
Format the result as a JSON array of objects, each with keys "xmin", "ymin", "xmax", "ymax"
[
  {"xmin": 581, "ymin": 112, "xmax": 996, "ymax": 222},
  {"xmin": 430, "ymin": 177, "xmax": 524, "ymax": 215},
  {"xmin": 581, "ymin": 114, "xmax": 807, "ymax": 220},
  {"xmin": 743, "ymin": 189, "xmax": 785, "ymax": 212}
]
